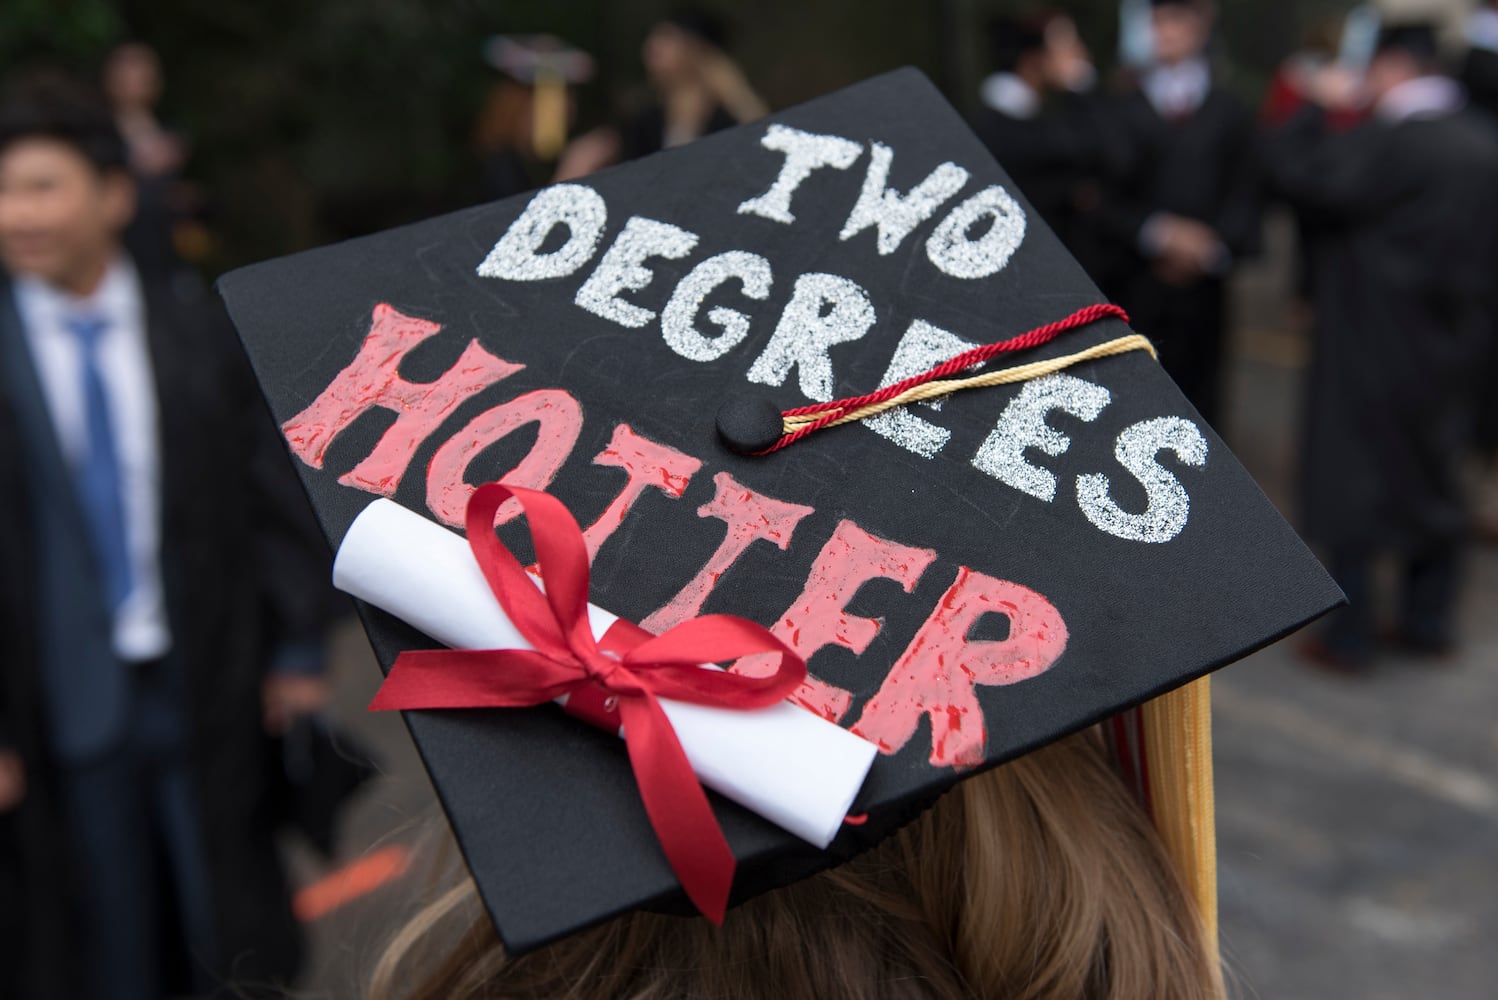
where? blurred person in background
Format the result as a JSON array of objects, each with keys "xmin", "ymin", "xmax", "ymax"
[
  {"xmin": 1464, "ymin": 0, "xmax": 1498, "ymax": 114},
  {"xmin": 554, "ymin": 8, "xmax": 768, "ymax": 179},
  {"xmin": 1259, "ymin": 15, "xmax": 1370, "ymax": 326},
  {"xmin": 0, "ymin": 75, "xmax": 333, "ymax": 998},
  {"xmin": 1260, "ymin": 18, "xmax": 1343, "ymax": 128},
  {"xmin": 969, "ymin": 11, "xmax": 1117, "ymax": 289},
  {"xmin": 1462, "ymin": 1, "xmax": 1498, "ymax": 539},
  {"xmin": 474, "ymin": 34, "xmax": 595, "ymax": 203},
  {"xmin": 1094, "ymin": 0, "xmax": 1261, "ymax": 430},
  {"xmin": 1264, "ymin": 24, "xmax": 1498, "ymax": 671},
  {"xmin": 101, "ymin": 41, "xmax": 191, "ymax": 284}
]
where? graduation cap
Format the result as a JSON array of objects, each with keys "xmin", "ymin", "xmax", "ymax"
[
  {"xmin": 1374, "ymin": 21, "xmax": 1442, "ymax": 64},
  {"xmin": 481, "ymin": 34, "xmax": 595, "ymax": 161},
  {"xmin": 985, "ymin": 15, "xmax": 1048, "ymax": 73},
  {"xmin": 216, "ymin": 68, "xmax": 1341, "ymax": 954},
  {"xmin": 482, "ymin": 33, "xmax": 596, "ymax": 86},
  {"xmin": 662, "ymin": 7, "xmax": 733, "ymax": 52}
]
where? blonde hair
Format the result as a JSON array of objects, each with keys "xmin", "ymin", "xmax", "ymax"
[{"xmin": 371, "ymin": 730, "xmax": 1226, "ymax": 1000}]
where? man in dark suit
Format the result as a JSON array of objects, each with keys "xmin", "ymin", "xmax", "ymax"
[
  {"xmin": 0, "ymin": 77, "xmax": 331, "ymax": 998},
  {"xmin": 1265, "ymin": 25, "xmax": 1498, "ymax": 669},
  {"xmin": 1095, "ymin": 0, "xmax": 1261, "ymax": 429}
]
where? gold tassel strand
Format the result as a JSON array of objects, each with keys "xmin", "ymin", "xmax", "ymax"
[{"xmin": 1141, "ymin": 676, "xmax": 1220, "ymax": 957}]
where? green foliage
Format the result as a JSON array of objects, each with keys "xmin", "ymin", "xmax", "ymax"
[{"xmin": 0, "ymin": 0, "xmax": 124, "ymax": 69}]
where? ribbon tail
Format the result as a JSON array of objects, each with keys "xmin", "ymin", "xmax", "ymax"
[{"xmin": 619, "ymin": 695, "xmax": 735, "ymax": 925}]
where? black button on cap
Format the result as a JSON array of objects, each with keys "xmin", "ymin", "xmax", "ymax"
[{"xmin": 716, "ymin": 394, "xmax": 784, "ymax": 454}]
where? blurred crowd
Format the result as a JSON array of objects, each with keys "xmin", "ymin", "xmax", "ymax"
[
  {"xmin": 957, "ymin": 0, "xmax": 1498, "ymax": 679},
  {"xmin": 0, "ymin": 1, "xmax": 1496, "ymax": 997}
]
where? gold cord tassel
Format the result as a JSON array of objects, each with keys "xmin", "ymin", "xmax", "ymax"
[
  {"xmin": 782, "ymin": 334, "xmax": 1156, "ymax": 435},
  {"xmin": 1141, "ymin": 676, "xmax": 1219, "ymax": 955}
]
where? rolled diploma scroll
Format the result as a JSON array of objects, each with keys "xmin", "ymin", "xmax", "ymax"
[{"xmin": 334, "ymin": 498, "xmax": 878, "ymax": 849}]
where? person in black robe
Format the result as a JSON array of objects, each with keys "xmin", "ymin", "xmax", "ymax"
[
  {"xmin": 968, "ymin": 11, "xmax": 1116, "ymax": 289},
  {"xmin": 0, "ymin": 77, "xmax": 334, "ymax": 998},
  {"xmin": 1093, "ymin": 0, "xmax": 1261, "ymax": 430},
  {"xmin": 1264, "ymin": 25, "xmax": 1498, "ymax": 669},
  {"xmin": 1463, "ymin": 0, "xmax": 1498, "ymax": 117},
  {"xmin": 1460, "ymin": 2, "xmax": 1498, "ymax": 534}
]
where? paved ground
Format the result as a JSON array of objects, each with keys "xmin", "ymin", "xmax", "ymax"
[{"xmin": 291, "ymin": 218, "xmax": 1498, "ymax": 998}]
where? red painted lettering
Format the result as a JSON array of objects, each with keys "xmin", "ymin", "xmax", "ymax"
[
  {"xmin": 281, "ymin": 303, "xmax": 522, "ymax": 495},
  {"xmin": 641, "ymin": 472, "xmax": 813, "ymax": 633},
  {"xmin": 737, "ymin": 520, "xmax": 937, "ymax": 723},
  {"xmin": 426, "ymin": 389, "xmax": 584, "ymax": 527},
  {"xmin": 580, "ymin": 424, "xmax": 703, "ymax": 561},
  {"xmin": 851, "ymin": 567, "xmax": 1067, "ymax": 768}
]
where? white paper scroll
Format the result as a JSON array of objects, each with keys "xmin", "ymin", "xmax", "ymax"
[{"xmin": 333, "ymin": 497, "xmax": 878, "ymax": 849}]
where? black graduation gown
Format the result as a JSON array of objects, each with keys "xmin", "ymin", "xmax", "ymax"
[
  {"xmin": 968, "ymin": 91, "xmax": 1117, "ymax": 290},
  {"xmin": 1462, "ymin": 45, "xmax": 1498, "ymax": 118},
  {"xmin": 0, "ymin": 275, "xmax": 334, "ymax": 998},
  {"xmin": 1264, "ymin": 106, "xmax": 1498, "ymax": 550},
  {"xmin": 1460, "ymin": 52, "xmax": 1498, "ymax": 450},
  {"xmin": 1094, "ymin": 85, "xmax": 1262, "ymax": 428}
]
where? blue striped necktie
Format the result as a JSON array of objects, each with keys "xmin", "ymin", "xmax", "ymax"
[{"xmin": 63, "ymin": 312, "xmax": 134, "ymax": 610}]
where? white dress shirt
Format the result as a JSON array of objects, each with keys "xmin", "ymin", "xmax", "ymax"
[
  {"xmin": 1143, "ymin": 57, "xmax": 1211, "ymax": 118},
  {"xmin": 980, "ymin": 72, "xmax": 1041, "ymax": 120},
  {"xmin": 1375, "ymin": 75, "xmax": 1467, "ymax": 125},
  {"xmin": 14, "ymin": 256, "xmax": 172, "ymax": 662},
  {"xmin": 1469, "ymin": 9, "xmax": 1498, "ymax": 53}
]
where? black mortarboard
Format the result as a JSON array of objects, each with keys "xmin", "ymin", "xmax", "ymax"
[
  {"xmin": 482, "ymin": 34, "xmax": 596, "ymax": 87},
  {"xmin": 1375, "ymin": 22, "xmax": 1441, "ymax": 63},
  {"xmin": 216, "ymin": 68, "xmax": 1341, "ymax": 953},
  {"xmin": 986, "ymin": 15, "xmax": 1048, "ymax": 74},
  {"xmin": 666, "ymin": 7, "xmax": 732, "ymax": 51}
]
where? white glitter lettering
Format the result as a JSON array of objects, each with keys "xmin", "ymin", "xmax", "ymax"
[
  {"xmin": 864, "ymin": 320, "xmax": 978, "ymax": 458},
  {"xmin": 971, "ymin": 373, "xmax": 1111, "ymax": 501},
  {"xmin": 660, "ymin": 251, "xmax": 774, "ymax": 362},
  {"xmin": 839, "ymin": 143, "xmax": 970, "ymax": 255},
  {"xmin": 1077, "ymin": 417, "xmax": 1207, "ymax": 543},
  {"xmin": 575, "ymin": 216, "xmax": 699, "ymax": 328},
  {"xmin": 737, "ymin": 125, "xmax": 863, "ymax": 225},
  {"xmin": 925, "ymin": 185, "xmax": 1027, "ymax": 280},
  {"xmin": 477, "ymin": 183, "xmax": 608, "ymax": 281},
  {"xmin": 747, "ymin": 273, "xmax": 876, "ymax": 401}
]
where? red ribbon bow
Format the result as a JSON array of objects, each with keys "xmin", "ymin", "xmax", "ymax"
[{"xmin": 368, "ymin": 483, "xmax": 807, "ymax": 923}]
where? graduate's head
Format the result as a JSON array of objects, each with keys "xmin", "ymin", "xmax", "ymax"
[
  {"xmin": 1366, "ymin": 24, "xmax": 1442, "ymax": 102},
  {"xmin": 102, "ymin": 42, "xmax": 164, "ymax": 115},
  {"xmin": 1150, "ymin": 0, "xmax": 1212, "ymax": 66},
  {"xmin": 643, "ymin": 9, "xmax": 729, "ymax": 90},
  {"xmin": 0, "ymin": 74, "xmax": 135, "ymax": 294},
  {"xmin": 988, "ymin": 12, "xmax": 1089, "ymax": 92},
  {"xmin": 368, "ymin": 731, "xmax": 1226, "ymax": 1000},
  {"xmin": 986, "ymin": 15, "xmax": 1049, "ymax": 84}
]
